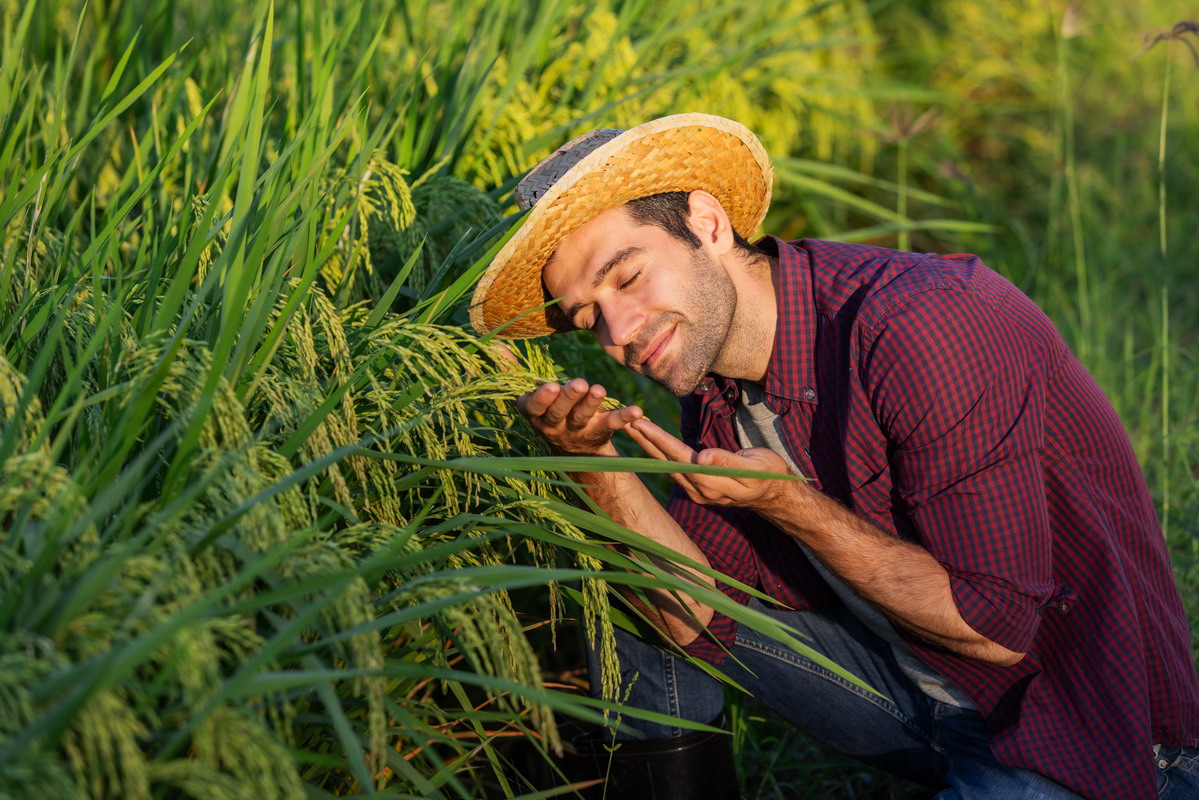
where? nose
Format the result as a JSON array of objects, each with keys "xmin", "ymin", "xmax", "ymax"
[{"xmin": 596, "ymin": 295, "xmax": 645, "ymax": 349}]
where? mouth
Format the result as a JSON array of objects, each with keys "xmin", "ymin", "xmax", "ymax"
[{"xmin": 639, "ymin": 325, "xmax": 676, "ymax": 372}]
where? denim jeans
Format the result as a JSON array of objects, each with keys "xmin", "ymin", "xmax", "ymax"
[{"xmin": 585, "ymin": 597, "xmax": 1199, "ymax": 799}]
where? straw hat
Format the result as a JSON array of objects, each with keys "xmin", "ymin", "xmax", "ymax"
[{"xmin": 468, "ymin": 113, "xmax": 773, "ymax": 339}]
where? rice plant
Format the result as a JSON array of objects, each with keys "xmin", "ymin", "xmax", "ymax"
[{"xmin": 0, "ymin": 1, "xmax": 896, "ymax": 796}]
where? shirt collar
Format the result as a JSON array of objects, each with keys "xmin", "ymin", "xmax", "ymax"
[{"xmin": 700, "ymin": 237, "xmax": 819, "ymax": 408}]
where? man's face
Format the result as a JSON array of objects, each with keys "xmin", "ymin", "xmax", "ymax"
[{"xmin": 542, "ymin": 205, "xmax": 737, "ymax": 396}]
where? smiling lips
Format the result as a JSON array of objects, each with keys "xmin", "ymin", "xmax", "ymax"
[{"xmin": 640, "ymin": 325, "xmax": 676, "ymax": 371}]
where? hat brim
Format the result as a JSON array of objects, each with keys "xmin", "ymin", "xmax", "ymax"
[{"xmin": 469, "ymin": 113, "xmax": 773, "ymax": 339}]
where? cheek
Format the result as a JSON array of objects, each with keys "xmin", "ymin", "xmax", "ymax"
[{"xmin": 637, "ymin": 271, "xmax": 678, "ymax": 311}]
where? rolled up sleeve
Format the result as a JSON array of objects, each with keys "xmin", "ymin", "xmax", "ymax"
[{"xmin": 664, "ymin": 486, "xmax": 756, "ymax": 663}]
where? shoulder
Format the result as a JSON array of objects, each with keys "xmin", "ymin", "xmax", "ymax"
[
  {"xmin": 856, "ymin": 252, "xmax": 1007, "ymax": 332},
  {"xmin": 860, "ymin": 255, "xmax": 1066, "ymax": 373},
  {"xmin": 783, "ymin": 239, "xmax": 1001, "ymax": 328}
]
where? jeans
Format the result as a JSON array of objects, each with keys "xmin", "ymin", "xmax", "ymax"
[{"xmin": 585, "ymin": 597, "xmax": 1199, "ymax": 799}]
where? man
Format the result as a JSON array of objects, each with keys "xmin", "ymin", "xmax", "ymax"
[{"xmin": 469, "ymin": 114, "xmax": 1199, "ymax": 799}]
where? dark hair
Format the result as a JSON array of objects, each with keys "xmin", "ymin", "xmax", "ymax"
[{"xmin": 624, "ymin": 191, "xmax": 760, "ymax": 256}]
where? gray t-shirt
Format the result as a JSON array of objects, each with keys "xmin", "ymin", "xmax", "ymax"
[{"xmin": 733, "ymin": 380, "xmax": 972, "ymax": 708}]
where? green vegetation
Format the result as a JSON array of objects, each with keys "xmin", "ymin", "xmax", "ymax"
[{"xmin": 1, "ymin": 0, "xmax": 1195, "ymax": 798}]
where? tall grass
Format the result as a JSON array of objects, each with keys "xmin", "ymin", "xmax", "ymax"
[{"xmin": 0, "ymin": 0, "xmax": 897, "ymax": 796}]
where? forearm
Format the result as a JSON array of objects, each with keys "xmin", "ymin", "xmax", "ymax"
[
  {"xmin": 511, "ymin": 380, "xmax": 720, "ymax": 647},
  {"xmin": 759, "ymin": 485, "xmax": 1024, "ymax": 666},
  {"xmin": 621, "ymin": 417, "xmax": 1025, "ymax": 665},
  {"xmin": 570, "ymin": 442, "xmax": 717, "ymax": 647}
]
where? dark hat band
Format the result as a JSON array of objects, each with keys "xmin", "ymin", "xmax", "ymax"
[{"xmin": 514, "ymin": 129, "xmax": 624, "ymax": 210}]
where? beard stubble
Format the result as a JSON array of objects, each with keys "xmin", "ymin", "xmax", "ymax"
[{"xmin": 627, "ymin": 248, "xmax": 737, "ymax": 397}]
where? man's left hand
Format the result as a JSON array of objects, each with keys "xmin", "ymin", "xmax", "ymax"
[{"xmin": 625, "ymin": 418, "xmax": 795, "ymax": 509}]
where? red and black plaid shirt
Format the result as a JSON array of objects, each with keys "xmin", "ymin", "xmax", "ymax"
[{"xmin": 669, "ymin": 237, "xmax": 1199, "ymax": 799}]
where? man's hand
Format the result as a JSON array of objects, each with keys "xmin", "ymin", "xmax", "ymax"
[
  {"xmin": 515, "ymin": 378, "xmax": 644, "ymax": 455},
  {"xmin": 625, "ymin": 418, "xmax": 795, "ymax": 509},
  {"xmin": 630, "ymin": 420, "xmax": 1025, "ymax": 667}
]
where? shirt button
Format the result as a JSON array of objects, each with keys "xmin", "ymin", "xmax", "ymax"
[
  {"xmin": 1057, "ymin": 601, "xmax": 1071, "ymax": 613},
  {"xmin": 724, "ymin": 387, "xmax": 737, "ymax": 403},
  {"xmin": 803, "ymin": 387, "xmax": 817, "ymax": 401}
]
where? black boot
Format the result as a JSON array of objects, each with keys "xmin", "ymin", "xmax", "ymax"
[{"xmin": 560, "ymin": 715, "xmax": 740, "ymax": 800}]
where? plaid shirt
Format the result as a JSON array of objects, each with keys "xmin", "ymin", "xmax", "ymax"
[{"xmin": 669, "ymin": 237, "xmax": 1199, "ymax": 799}]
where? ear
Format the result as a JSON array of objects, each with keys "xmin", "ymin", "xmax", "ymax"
[{"xmin": 686, "ymin": 190, "xmax": 736, "ymax": 256}]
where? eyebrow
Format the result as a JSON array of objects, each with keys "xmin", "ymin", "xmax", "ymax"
[{"xmin": 563, "ymin": 246, "xmax": 644, "ymax": 326}]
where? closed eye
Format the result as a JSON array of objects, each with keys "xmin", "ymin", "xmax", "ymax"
[{"xmin": 619, "ymin": 271, "xmax": 641, "ymax": 290}]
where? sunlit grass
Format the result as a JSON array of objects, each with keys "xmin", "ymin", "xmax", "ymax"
[{"xmin": 0, "ymin": 0, "xmax": 899, "ymax": 797}]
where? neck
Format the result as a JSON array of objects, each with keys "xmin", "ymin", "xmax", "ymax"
[{"xmin": 711, "ymin": 251, "xmax": 779, "ymax": 383}]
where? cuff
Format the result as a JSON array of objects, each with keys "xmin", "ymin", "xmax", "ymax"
[
  {"xmin": 948, "ymin": 568, "xmax": 1042, "ymax": 654},
  {"xmin": 678, "ymin": 585, "xmax": 749, "ymax": 665}
]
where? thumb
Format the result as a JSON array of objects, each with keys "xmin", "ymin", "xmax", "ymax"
[{"xmin": 696, "ymin": 448, "xmax": 737, "ymax": 467}]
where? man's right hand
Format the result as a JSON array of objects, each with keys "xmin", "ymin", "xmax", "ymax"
[
  {"xmin": 515, "ymin": 378, "xmax": 644, "ymax": 455},
  {"xmin": 517, "ymin": 381, "xmax": 719, "ymax": 647}
]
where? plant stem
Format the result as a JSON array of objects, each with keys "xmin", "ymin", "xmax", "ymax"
[
  {"xmin": 897, "ymin": 137, "xmax": 909, "ymax": 252},
  {"xmin": 1059, "ymin": 36, "xmax": 1090, "ymax": 363},
  {"xmin": 1157, "ymin": 53, "xmax": 1172, "ymax": 539},
  {"xmin": 1158, "ymin": 55, "xmax": 1172, "ymax": 261}
]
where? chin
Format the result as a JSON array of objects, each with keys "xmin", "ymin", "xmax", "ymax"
[
  {"xmin": 665, "ymin": 379, "xmax": 704, "ymax": 398},
  {"xmin": 655, "ymin": 364, "xmax": 709, "ymax": 398},
  {"xmin": 637, "ymin": 318, "xmax": 722, "ymax": 396}
]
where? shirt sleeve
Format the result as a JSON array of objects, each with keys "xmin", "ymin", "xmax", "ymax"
[
  {"xmin": 665, "ymin": 487, "xmax": 755, "ymax": 663},
  {"xmin": 861, "ymin": 281, "xmax": 1058, "ymax": 654},
  {"xmin": 660, "ymin": 391, "xmax": 755, "ymax": 663}
]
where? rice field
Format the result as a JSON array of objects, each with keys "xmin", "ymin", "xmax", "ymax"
[{"xmin": 1, "ymin": 0, "xmax": 1196, "ymax": 797}]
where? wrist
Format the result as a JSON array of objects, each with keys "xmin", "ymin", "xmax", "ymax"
[
  {"xmin": 552, "ymin": 438, "xmax": 622, "ymax": 458},
  {"xmin": 758, "ymin": 479, "xmax": 792, "ymax": 515},
  {"xmin": 756, "ymin": 477, "xmax": 817, "ymax": 524}
]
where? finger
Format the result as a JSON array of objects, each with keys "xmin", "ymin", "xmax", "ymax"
[
  {"xmin": 541, "ymin": 378, "xmax": 589, "ymax": 425},
  {"xmin": 489, "ymin": 342, "xmax": 519, "ymax": 372},
  {"xmin": 630, "ymin": 431, "xmax": 702, "ymax": 493},
  {"xmin": 628, "ymin": 418, "xmax": 698, "ymax": 464},
  {"xmin": 695, "ymin": 448, "xmax": 739, "ymax": 468},
  {"xmin": 519, "ymin": 382, "xmax": 562, "ymax": 417},
  {"xmin": 724, "ymin": 447, "xmax": 790, "ymax": 476},
  {"xmin": 623, "ymin": 422, "xmax": 668, "ymax": 459},
  {"xmin": 565, "ymin": 384, "xmax": 605, "ymax": 430},
  {"xmin": 604, "ymin": 403, "xmax": 644, "ymax": 430},
  {"xmin": 622, "ymin": 425, "xmax": 709, "ymax": 498}
]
